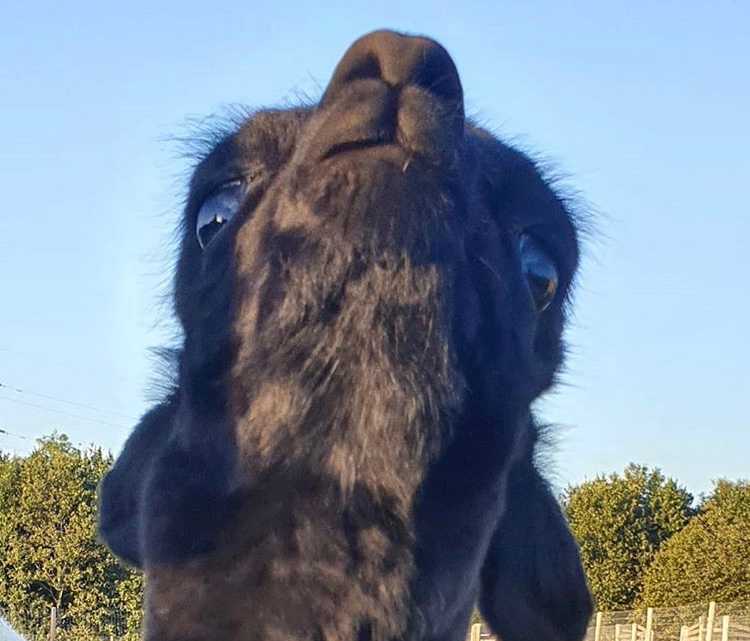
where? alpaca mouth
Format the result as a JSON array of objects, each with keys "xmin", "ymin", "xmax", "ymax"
[
  {"xmin": 321, "ymin": 137, "xmax": 398, "ymax": 161},
  {"xmin": 309, "ymin": 30, "xmax": 464, "ymax": 166}
]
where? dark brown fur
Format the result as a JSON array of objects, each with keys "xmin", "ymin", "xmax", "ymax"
[{"xmin": 99, "ymin": 30, "xmax": 593, "ymax": 641}]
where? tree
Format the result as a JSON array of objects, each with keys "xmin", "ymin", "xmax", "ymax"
[
  {"xmin": 640, "ymin": 480, "xmax": 750, "ymax": 606},
  {"xmin": 563, "ymin": 464, "xmax": 694, "ymax": 610},
  {"xmin": 0, "ymin": 435, "xmax": 143, "ymax": 639}
]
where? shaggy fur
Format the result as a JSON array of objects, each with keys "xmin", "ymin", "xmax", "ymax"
[{"xmin": 99, "ymin": 30, "xmax": 593, "ymax": 641}]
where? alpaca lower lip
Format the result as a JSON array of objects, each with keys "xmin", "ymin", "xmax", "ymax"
[{"xmin": 321, "ymin": 137, "xmax": 394, "ymax": 160}]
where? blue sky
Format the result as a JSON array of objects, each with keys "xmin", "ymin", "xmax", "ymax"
[{"xmin": 1, "ymin": 0, "xmax": 748, "ymax": 499}]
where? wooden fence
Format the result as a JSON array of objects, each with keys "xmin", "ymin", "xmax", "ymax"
[
  {"xmin": 468, "ymin": 601, "xmax": 750, "ymax": 641},
  {"xmin": 678, "ymin": 603, "xmax": 750, "ymax": 641}
]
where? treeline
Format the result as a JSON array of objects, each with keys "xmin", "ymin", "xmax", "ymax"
[
  {"xmin": 0, "ymin": 437, "xmax": 748, "ymax": 638},
  {"xmin": 0, "ymin": 435, "xmax": 142, "ymax": 639},
  {"xmin": 563, "ymin": 463, "xmax": 750, "ymax": 611}
]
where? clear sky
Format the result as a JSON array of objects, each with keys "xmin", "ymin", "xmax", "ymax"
[{"xmin": 1, "ymin": 0, "xmax": 748, "ymax": 499}]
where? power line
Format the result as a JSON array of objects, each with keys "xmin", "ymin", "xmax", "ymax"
[
  {"xmin": 0, "ymin": 395, "xmax": 130, "ymax": 430},
  {"xmin": 0, "ymin": 381, "xmax": 137, "ymax": 421},
  {"xmin": 0, "ymin": 427, "xmax": 33, "ymax": 441},
  {"xmin": 0, "ymin": 346, "xmax": 143, "ymax": 385},
  {"xmin": 0, "ymin": 427, "xmax": 113, "ymax": 457},
  {"xmin": 0, "ymin": 427, "xmax": 34, "ymax": 458}
]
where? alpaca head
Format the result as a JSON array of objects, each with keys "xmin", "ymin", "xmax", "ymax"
[{"xmin": 100, "ymin": 30, "xmax": 591, "ymax": 641}]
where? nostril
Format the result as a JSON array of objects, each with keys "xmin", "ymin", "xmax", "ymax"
[
  {"xmin": 337, "ymin": 52, "xmax": 382, "ymax": 86},
  {"xmin": 411, "ymin": 44, "xmax": 463, "ymax": 104}
]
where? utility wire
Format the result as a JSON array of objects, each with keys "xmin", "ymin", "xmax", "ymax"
[
  {"xmin": 0, "ymin": 381, "xmax": 137, "ymax": 421},
  {"xmin": 0, "ymin": 427, "xmax": 110, "ymax": 457},
  {"xmin": 0, "ymin": 427, "xmax": 33, "ymax": 441},
  {"xmin": 0, "ymin": 395, "xmax": 129, "ymax": 430},
  {"xmin": 0, "ymin": 346, "xmax": 142, "ymax": 385}
]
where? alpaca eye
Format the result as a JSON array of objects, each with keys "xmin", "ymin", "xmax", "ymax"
[
  {"xmin": 519, "ymin": 233, "xmax": 558, "ymax": 312},
  {"xmin": 196, "ymin": 180, "xmax": 245, "ymax": 249}
]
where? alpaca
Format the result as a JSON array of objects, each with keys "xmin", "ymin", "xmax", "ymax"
[{"xmin": 99, "ymin": 30, "xmax": 593, "ymax": 641}]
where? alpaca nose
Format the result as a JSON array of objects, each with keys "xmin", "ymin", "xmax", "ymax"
[{"xmin": 322, "ymin": 29, "xmax": 464, "ymax": 109}]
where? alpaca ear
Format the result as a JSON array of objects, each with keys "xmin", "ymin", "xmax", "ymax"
[
  {"xmin": 479, "ymin": 462, "xmax": 593, "ymax": 641},
  {"xmin": 98, "ymin": 397, "xmax": 177, "ymax": 568},
  {"xmin": 99, "ymin": 392, "xmax": 235, "ymax": 566}
]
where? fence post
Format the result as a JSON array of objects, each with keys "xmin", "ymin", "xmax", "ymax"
[
  {"xmin": 706, "ymin": 601, "xmax": 716, "ymax": 641},
  {"xmin": 48, "ymin": 606, "xmax": 57, "ymax": 641},
  {"xmin": 630, "ymin": 622, "xmax": 637, "ymax": 641},
  {"xmin": 470, "ymin": 623, "xmax": 481, "ymax": 641},
  {"xmin": 720, "ymin": 615, "xmax": 729, "ymax": 641},
  {"xmin": 645, "ymin": 607, "xmax": 653, "ymax": 641},
  {"xmin": 594, "ymin": 612, "xmax": 603, "ymax": 641},
  {"xmin": 699, "ymin": 615, "xmax": 705, "ymax": 641},
  {"xmin": 680, "ymin": 625, "xmax": 687, "ymax": 641},
  {"xmin": 615, "ymin": 623, "xmax": 621, "ymax": 641}
]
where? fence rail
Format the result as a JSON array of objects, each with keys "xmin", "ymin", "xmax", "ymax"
[
  {"xmin": 0, "ymin": 606, "xmax": 138, "ymax": 641},
  {"xmin": 5, "ymin": 599, "xmax": 750, "ymax": 641},
  {"xmin": 467, "ymin": 601, "xmax": 750, "ymax": 641}
]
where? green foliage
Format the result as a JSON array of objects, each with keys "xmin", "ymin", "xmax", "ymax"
[
  {"xmin": 0, "ymin": 435, "xmax": 143, "ymax": 639},
  {"xmin": 2, "ymin": 439, "xmax": 747, "ymax": 639},
  {"xmin": 563, "ymin": 463, "xmax": 695, "ymax": 610},
  {"xmin": 640, "ymin": 480, "xmax": 750, "ymax": 606}
]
